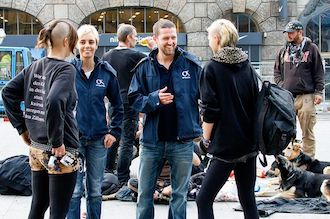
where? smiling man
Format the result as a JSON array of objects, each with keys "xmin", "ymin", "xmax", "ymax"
[
  {"xmin": 274, "ymin": 20, "xmax": 324, "ymax": 159},
  {"xmin": 128, "ymin": 19, "xmax": 202, "ymax": 219}
]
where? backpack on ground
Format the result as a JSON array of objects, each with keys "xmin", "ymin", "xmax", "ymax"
[
  {"xmin": 0, "ymin": 155, "xmax": 31, "ymax": 196},
  {"xmin": 253, "ymin": 68, "xmax": 296, "ymax": 166}
]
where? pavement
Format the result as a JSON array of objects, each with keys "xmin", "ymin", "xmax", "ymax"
[{"xmin": 1, "ymin": 114, "xmax": 330, "ymax": 219}]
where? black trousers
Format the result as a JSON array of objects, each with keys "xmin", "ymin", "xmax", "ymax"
[
  {"xmin": 28, "ymin": 171, "xmax": 77, "ymax": 219},
  {"xmin": 196, "ymin": 156, "xmax": 259, "ymax": 219}
]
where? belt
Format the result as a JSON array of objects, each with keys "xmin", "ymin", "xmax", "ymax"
[
  {"xmin": 292, "ymin": 92, "xmax": 313, "ymax": 98},
  {"xmin": 31, "ymin": 140, "xmax": 78, "ymax": 155}
]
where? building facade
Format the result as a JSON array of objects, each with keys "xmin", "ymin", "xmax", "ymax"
[{"xmin": 0, "ymin": 0, "xmax": 330, "ymax": 99}]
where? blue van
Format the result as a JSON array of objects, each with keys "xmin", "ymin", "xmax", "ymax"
[{"xmin": 0, "ymin": 47, "xmax": 32, "ymax": 116}]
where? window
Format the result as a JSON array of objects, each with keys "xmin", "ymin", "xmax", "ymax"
[
  {"xmin": 227, "ymin": 14, "xmax": 258, "ymax": 32},
  {"xmin": 306, "ymin": 10, "xmax": 330, "ymax": 52},
  {"xmin": 0, "ymin": 8, "xmax": 42, "ymax": 35},
  {"xmin": 118, "ymin": 8, "xmax": 132, "ymax": 27},
  {"xmin": 306, "ymin": 11, "xmax": 330, "ymax": 101},
  {"xmin": 4, "ymin": 9, "xmax": 17, "ymax": 34},
  {"xmin": 225, "ymin": 14, "xmax": 260, "ymax": 62},
  {"xmin": 0, "ymin": 51, "xmax": 11, "ymax": 80},
  {"xmin": 146, "ymin": 8, "xmax": 159, "ymax": 33},
  {"xmin": 104, "ymin": 11, "xmax": 117, "ymax": 33},
  {"xmin": 81, "ymin": 7, "xmax": 184, "ymax": 33},
  {"xmin": 15, "ymin": 51, "xmax": 24, "ymax": 75},
  {"xmin": 132, "ymin": 8, "xmax": 144, "ymax": 33}
]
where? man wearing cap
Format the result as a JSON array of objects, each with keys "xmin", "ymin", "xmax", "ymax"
[{"xmin": 274, "ymin": 20, "xmax": 324, "ymax": 158}]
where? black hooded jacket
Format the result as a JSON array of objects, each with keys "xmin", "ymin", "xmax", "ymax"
[{"xmin": 199, "ymin": 47, "xmax": 259, "ymax": 162}]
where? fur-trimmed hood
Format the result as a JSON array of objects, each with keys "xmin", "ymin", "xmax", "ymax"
[{"xmin": 212, "ymin": 47, "xmax": 248, "ymax": 64}]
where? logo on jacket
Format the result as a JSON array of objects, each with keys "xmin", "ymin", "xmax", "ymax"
[
  {"xmin": 302, "ymin": 51, "xmax": 309, "ymax": 62},
  {"xmin": 95, "ymin": 79, "xmax": 105, "ymax": 87},
  {"xmin": 181, "ymin": 70, "xmax": 191, "ymax": 79}
]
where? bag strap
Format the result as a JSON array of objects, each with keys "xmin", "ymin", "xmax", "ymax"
[
  {"xmin": 251, "ymin": 65, "xmax": 270, "ymax": 167},
  {"xmin": 258, "ymin": 154, "xmax": 268, "ymax": 167},
  {"xmin": 250, "ymin": 64, "xmax": 263, "ymax": 83},
  {"xmin": 257, "ymin": 82, "xmax": 271, "ymax": 167}
]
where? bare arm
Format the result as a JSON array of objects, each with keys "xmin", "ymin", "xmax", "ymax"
[{"xmin": 202, "ymin": 121, "xmax": 214, "ymax": 140}]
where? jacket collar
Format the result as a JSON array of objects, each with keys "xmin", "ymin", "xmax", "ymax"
[
  {"xmin": 148, "ymin": 46, "xmax": 200, "ymax": 66},
  {"xmin": 72, "ymin": 55, "xmax": 117, "ymax": 76},
  {"xmin": 212, "ymin": 47, "xmax": 248, "ymax": 64}
]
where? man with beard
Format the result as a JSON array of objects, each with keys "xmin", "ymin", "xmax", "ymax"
[
  {"xmin": 274, "ymin": 20, "xmax": 324, "ymax": 158},
  {"xmin": 128, "ymin": 19, "xmax": 202, "ymax": 219}
]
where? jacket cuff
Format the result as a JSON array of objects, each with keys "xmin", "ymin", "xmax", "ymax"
[
  {"xmin": 52, "ymin": 141, "xmax": 62, "ymax": 148},
  {"xmin": 151, "ymin": 90, "xmax": 160, "ymax": 107},
  {"xmin": 17, "ymin": 124, "xmax": 27, "ymax": 135},
  {"xmin": 109, "ymin": 130, "xmax": 121, "ymax": 140},
  {"xmin": 202, "ymin": 115, "xmax": 217, "ymax": 123}
]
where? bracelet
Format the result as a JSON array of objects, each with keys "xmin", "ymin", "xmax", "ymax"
[{"xmin": 202, "ymin": 137, "xmax": 211, "ymax": 148}]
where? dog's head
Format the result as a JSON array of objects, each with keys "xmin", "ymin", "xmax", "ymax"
[
  {"xmin": 283, "ymin": 140, "xmax": 303, "ymax": 161},
  {"xmin": 276, "ymin": 154, "xmax": 292, "ymax": 172},
  {"xmin": 321, "ymin": 179, "xmax": 330, "ymax": 202},
  {"xmin": 275, "ymin": 154, "xmax": 298, "ymax": 190}
]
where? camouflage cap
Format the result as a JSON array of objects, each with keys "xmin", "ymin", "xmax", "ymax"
[{"xmin": 283, "ymin": 20, "xmax": 303, "ymax": 33}]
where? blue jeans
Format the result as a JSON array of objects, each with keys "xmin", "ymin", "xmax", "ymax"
[
  {"xmin": 67, "ymin": 137, "xmax": 107, "ymax": 219},
  {"xmin": 136, "ymin": 141, "xmax": 194, "ymax": 219},
  {"xmin": 117, "ymin": 106, "xmax": 139, "ymax": 184}
]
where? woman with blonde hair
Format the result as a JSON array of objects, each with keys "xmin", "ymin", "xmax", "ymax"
[
  {"xmin": 196, "ymin": 19, "xmax": 259, "ymax": 219},
  {"xmin": 66, "ymin": 24, "xmax": 123, "ymax": 219},
  {"xmin": 2, "ymin": 20, "xmax": 79, "ymax": 219}
]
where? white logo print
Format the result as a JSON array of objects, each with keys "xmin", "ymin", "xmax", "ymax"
[
  {"xmin": 95, "ymin": 79, "xmax": 105, "ymax": 87},
  {"xmin": 181, "ymin": 70, "xmax": 190, "ymax": 79}
]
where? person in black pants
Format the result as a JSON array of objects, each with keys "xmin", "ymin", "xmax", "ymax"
[
  {"xmin": 102, "ymin": 24, "xmax": 154, "ymax": 185},
  {"xmin": 196, "ymin": 157, "xmax": 257, "ymax": 218},
  {"xmin": 196, "ymin": 18, "xmax": 259, "ymax": 219},
  {"xmin": 2, "ymin": 20, "xmax": 80, "ymax": 219}
]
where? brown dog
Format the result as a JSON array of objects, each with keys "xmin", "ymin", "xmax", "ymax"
[
  {"xmin": 283, "ymin": 141, "xmax": 330, "ymax": 174},
  {"xmin": 283, "ymin": 141, "xmax": 302, "ymax": 161}
]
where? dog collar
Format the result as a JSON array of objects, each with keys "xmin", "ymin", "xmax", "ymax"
[
  {"xmin": 286, "ymin": 172, "xmax": 296, "ymax": 181},
  {"xmin": 281, "ymin": 172, "xmax": 297, "ymax": 191},
  {"xmin": 290, "ymin": 153, "xmax": 304, "ymax": 165}
]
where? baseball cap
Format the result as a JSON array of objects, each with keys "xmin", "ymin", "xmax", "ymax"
[{"xmin": 283, "ymin": 20, "xmax": 303, "ymax": 33}]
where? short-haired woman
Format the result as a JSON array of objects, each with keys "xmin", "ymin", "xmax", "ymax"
[
  {"xmin": 196, "ymin": 19, "xmax": 259, "ymax": 219},
  {"xmin": 66, "ymin": 24, "xmax": 123, "ymax": 219}
]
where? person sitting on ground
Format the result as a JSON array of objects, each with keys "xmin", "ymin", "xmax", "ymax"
[{"xmin": 128, "ymin": 150, "xmax": 202, "ymax": 203}]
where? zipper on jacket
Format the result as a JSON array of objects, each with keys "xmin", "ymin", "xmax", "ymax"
[{"xmin": 85, "ymin": 69, "xmax": 93, "ymax": 138}]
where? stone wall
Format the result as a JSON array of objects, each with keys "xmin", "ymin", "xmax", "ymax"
[{"xmin": 0, "ymin": 0, "xmax": 311, "ymax": 63}]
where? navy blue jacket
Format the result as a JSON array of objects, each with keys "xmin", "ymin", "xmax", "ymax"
[
  {"xmin": 128, "ymin": 47, "xmax": 202, "ymax": 146},
  {"xmin": 72, "ymin": 56, "xmax": 123, "ymax": 140}
]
